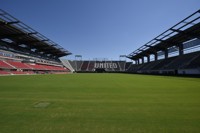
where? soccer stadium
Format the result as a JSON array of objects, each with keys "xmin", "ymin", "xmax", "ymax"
[
  {"xmin": 0, "ymin": 5, "xmax": 200, "ymax": 133},
  {"xmin": 0, "ymin": 9, "xmax": 200, "ymax": 75}
]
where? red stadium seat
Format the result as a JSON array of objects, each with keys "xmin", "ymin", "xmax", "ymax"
[
  {"xmin": 0, "ymin": 60, "xmax": 14, "ymax": 69},
  {"xmin": 0, "ymin": 70, "xmax": 10, "ymax": 75},
  {"xmin": 6, "ymin": 61, "xmax": 32, "ymax": 69}
]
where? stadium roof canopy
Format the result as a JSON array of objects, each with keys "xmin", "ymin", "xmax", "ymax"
[
  {"xmin": 127, "ymin": 9, "xmax": 200, "ymax": 60},
  {"xmin": 0, "ymin": 9, "xmax": 71, "ymax": 58}
]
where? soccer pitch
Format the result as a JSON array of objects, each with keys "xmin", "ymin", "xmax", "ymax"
[{"xmin": 0, "ymin": 73, "xmax": 200, "ymax": 133}]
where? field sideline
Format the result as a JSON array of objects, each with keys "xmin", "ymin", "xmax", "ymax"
[{"xmin": 0, "ymin": 73, "xmax": 200, "ymax": 133}]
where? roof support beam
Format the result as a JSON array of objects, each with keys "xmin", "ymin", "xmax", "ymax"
[
  {"xmin": 171, "ymin": 28, "xmax": 200, "ymax": 38},
  {"xmin": 128, "ymin": 10, "xmax": 200, "ymax": 61},
  {"xmin": 0, "ymin": 21, "xmax": 19, "ymax": 25},
  {"xmin": 0, "ymin": 32, "xmax": 38, "ymax": 39},
  {"xmin": 155, "ymin": 39, "xmax": 178, "ymax": 46},
  {"xmin": 0, "ymin": 9, "xmax": 71, "ymax": 58},
  {"xmin": 7, "ymin": 21, "xmax": 20, "ymax": 25}
]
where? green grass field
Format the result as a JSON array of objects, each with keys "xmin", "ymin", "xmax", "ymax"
[{"xmin": 0, "ymin": 73, "xmax": 200, "ymax": 133}]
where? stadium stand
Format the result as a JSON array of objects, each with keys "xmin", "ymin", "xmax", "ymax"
[
  {"xmin": 60, "ymin": 59, "xmax": 75, "ymax": 72},
  {"xmin": 74, "ymin": 61, "xmax": 83, "ymax": 71},
  {"xmin": 0, "ymin": 9, "xmax": 71, "ymax": 75},
  {"xmin": 81, "ymin": 61, "xmax": 89, "ymax": 71},
  {"xmin": 11, "ymin": 71, "xmax": 27, "ymax": 75},
  {"xmin": 118, "ymin": 61, "xmax": 126, "ymax": 71},
  {"xmin": 0, "ymin": 70, "xmax": 10, "ymax": 75},
  {"xmin": 67, "ymin": 60, "xmax": 128, "ymax": 72},
  {"xmin": 6, "ymin": 60, "xmax": 31, "ymax": 69},
  {"xmin": 24, "ymin": 64, "xmax": 44, "ymax": 70},
  {"xmin": 0, "ymin": 60, "xmax": 14, "ymax": 69},
  {"xmin": 43, "ymin": 65, "xmax": 68, "ymax": 71},
  {"xmin": 163, "ymin": 52, "xmax": 200, "ymax": 70},
  {"xmin": 185, "ymin": 54, "xmax": 200, "ymax": 69},
  {"xmin": 151, "ymin": 57, "xmax": 176, "ymax": 70},
  {"xmin": 87, "ymin": 61, "xmax": 95, "ymax": 71},
  {"xmin": 67, "ymin": 60, "xmax": 75, "ymax": 69},
  {"xmin": 124, "ymin": 62, "xmax": 132, "ymax": 71},
  {"xmin": 127, "ymin": 51, "xmax": 200, "ymax": 74},
  {"xmin": 127, "ymin": 9, "xmax": 200, "ymax": 75}
]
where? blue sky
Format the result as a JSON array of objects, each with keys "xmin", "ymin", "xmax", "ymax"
[{"xmin": 0, "ymin": 0, "xmax": 199, "ymax": 61}]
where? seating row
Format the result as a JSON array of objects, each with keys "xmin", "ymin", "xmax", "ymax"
[{"xmin": 0, "ymin": 60, "xmax": 68, "ymax": 71}]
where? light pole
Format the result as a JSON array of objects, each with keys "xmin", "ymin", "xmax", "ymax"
[{"xmin": 119, "ymin": 55, "xmax": 126, "ymax": 61}]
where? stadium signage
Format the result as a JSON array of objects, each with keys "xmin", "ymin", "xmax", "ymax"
[{"xmin": 94, "ymin": 63, "xmax": 118, "ymax": 69}]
